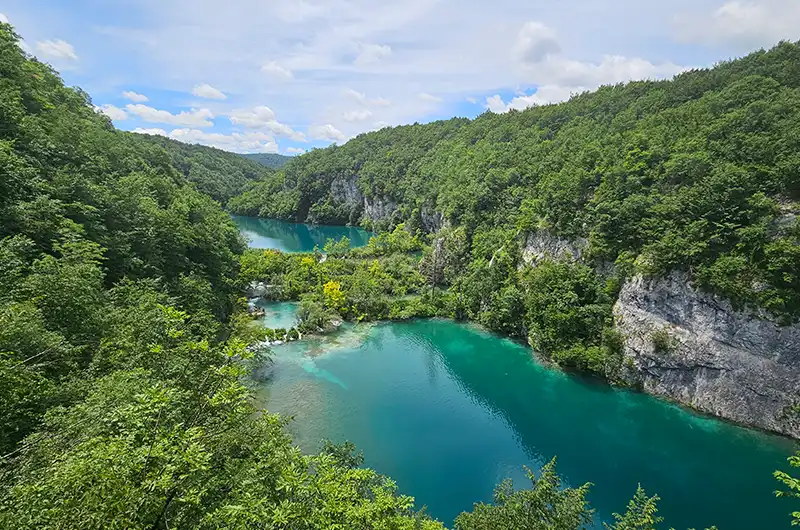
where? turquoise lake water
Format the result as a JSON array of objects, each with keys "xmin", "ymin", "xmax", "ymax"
[
  {"xmin": 253, "ymin": 300, "xmax": 299, "ymax": 329},
  {"xmin": 255, "ymin": 319, "xmax": 797, "ymax": 529},
  {"xmin": 232, "ymin": 215, "xmax": 373, "ymax": 252}
]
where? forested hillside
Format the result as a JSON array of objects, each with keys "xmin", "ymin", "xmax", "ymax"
[
  {"xmin": 242, "ymin": 152, "xmax": 292, "ymax": 169},
  {"xmin": 129, "ymin": 132, "xmax": 274, "ymax": 203},
  {"xmin": 1, "ymin": 19, "xmax": 797, "ymax": 529},
  {"xmin": 0, "ymin": 23, "xmax": 445, "ymax": 529},
  {"xmin": 230, "ymin": 42, "xmax": 800, "ymax": 325}
]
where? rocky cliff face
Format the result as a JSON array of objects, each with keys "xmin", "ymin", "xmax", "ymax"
[
  {"xmin": 614, "ymin": 272, "xmax": 800, "ymax": 438},
  {"xmin": 521, "ymin": 230, "xmax": 587, "ymax": 265},
  {"xmin": 330, "ymin": 175, "xmax": 398, "ymax": 223}
]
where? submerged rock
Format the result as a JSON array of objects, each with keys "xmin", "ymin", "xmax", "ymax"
[{"xmin": 614, "ymin": 272, "xmax": 800, "ymax": 438}]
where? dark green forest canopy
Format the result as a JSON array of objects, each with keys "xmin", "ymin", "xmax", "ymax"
[
  {"xmin": 230, "ymin": 41, "xmax": 800, "ymax": 320},
  {"xmin": 0, "ymin": 20, "xmax": 796, "ymax": 529},
  {"xmin": 241, "ymin": 152, "xmax": 292, "ymax": 169},
  {"xmin": 129, "ymin": 132, "xmax": 275, "ymax": 203}
]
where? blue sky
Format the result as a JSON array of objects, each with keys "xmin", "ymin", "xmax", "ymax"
[{"xmin": 2, "ymin": 0, "xmax": 798, "ymax": 155}]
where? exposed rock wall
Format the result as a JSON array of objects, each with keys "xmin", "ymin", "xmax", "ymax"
[
  {"xmin": 330, "ymin": 175, "xmax": 363, "ymax": 206},
  {"xmin": 614, "ymin": 272, "xmax": 800, "ymax": 438},
  {"xmin": 521, "ymin": 230, "xmax": 587, "ymax": 265},
  {"xmin": 329, "ymin": 174, "xmax": 398, "ymax": 223}
]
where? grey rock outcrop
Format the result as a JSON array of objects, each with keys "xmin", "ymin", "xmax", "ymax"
[
  {"xmin": 331, "ymin": 175, "xmax": 363, "ymax": 206},
  {"xmin": 330, "ymin": 174, "xmax": 397, "ymax": 223},
  {"xmin": 420, "ymin": 207, "xmax": 445, "ymax": 233},
  {"xmin": 522, "ymin": 230, "xmax": 588, "ymax": 265},
  {"xmin": 363, "ymin": 195, "xmax": 397, "ymax": 222},
  {"xmin": 614, "ymin": 272, "xmax": 800, "ymax": 438}
]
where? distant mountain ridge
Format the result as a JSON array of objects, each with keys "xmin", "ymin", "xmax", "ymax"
[{"xmin": 242, "ymin": 152, "xmax": 292, "ymax": 169}]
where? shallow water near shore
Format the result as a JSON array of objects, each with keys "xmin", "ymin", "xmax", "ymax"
[{"xmin": 255, "ymin": 318, "xmax": 797, "ymax": 529}]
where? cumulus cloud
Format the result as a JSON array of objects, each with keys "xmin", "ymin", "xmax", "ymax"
[
  {"xmin": 126, "ymin": 104, "xmax": 215, "ymax": 127},
  {"xmin": 96, "ymin": 104, "xmax": 128, "ymax": 121},
  {"xmin": 132, "ymin": 127, "xmax": 278, "ymax": 153},
  {"xmin": 344, "ymin": 88, "xmax": 390, "ymax": 107},
  {"xmin": 418, "ymin": 92, "xmax": 442, "ymax": 103},
  {"xmin": 0, "ymin": 13, "xmax": 8, "ymax": 24},
  {"xmin": 514, "ymin": 21, "xmax": 561, "ymax": 64},
  {"xmin": 169, "ymin": 128, "xmax": 278, "ymax": 153},
  {"xmin": 262, "ymin": 62, "xmax": 294, "ymax": 80},
  {"xmin": 229, "ymin": 106, "xmax": 276, "ymax": 127},
  {"xmin": 309, "ymin": 124, "xmax": 346, "ymax": 143},
  {"xmin": 123, "ymin": 91, "xmax": 149, "ymax": 102},
  {"xmin": 675, "ymin": 0, "xmax": 800, "ymax": 49},
  {"xmin": 286, "ymin": 147, "xmax": 306, "ymax": 154},
  {"xmin": 192, "ymin": 83, "xmax": 227, "ymax": 100},
  {"xmin": 355, "ymin": 43, "xmax": 392, "ymax": 65},
  {"xmin": 486, "ymin": 85, "xmax": 583, "ymax": 113},
  {"xmin": 343, "ymin": 109, "xmax": 373, "ymax": 122},
  {"xmin": 35, "ymin": 39, "xmax": 78, "ymax": 61},
  {"xmin": 132, "ymin": 128, "xmax": 168, "ymax": 136},
  {"xmin": 228, "ymin": 106, "xmax": 306, "ymax": 140},
  {"xmin": 499, "ymin": 20, "xmax": 685, "ymax": 113}
]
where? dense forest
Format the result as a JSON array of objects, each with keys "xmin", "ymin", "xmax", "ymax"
[
  {"xmin": 0, "ymin": 19, "xmax": 798, "ymax": 529},
  {"xmin": 242, "ymin": 152, "xmax": 293, "ymax": 170},
  {"xmin": 129, "ymin": 132, "xmax": 274, "ymax": 203},
  {"xmin": 230, "ymin": 41, "xmax": 800, "ymax": 328}
]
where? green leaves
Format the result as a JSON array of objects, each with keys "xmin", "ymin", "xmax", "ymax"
[
  {"xmin": 775, "ymin": 452, "xmax": 800, "ymax": 526},
  {"xmin": 454, "ymin": 459, "xmax": 594, "ymax": 530}
]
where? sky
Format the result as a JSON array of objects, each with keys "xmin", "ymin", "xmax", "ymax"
[{"xmin": 2, "ymin": 0, "xmax": 799, "ymax": 155}]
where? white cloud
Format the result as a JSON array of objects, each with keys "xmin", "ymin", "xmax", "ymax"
[
  {"xmin": 675, "ymin": 0, "xmax": 800, "ymax": 49},
  {"xmin": 132, "ymin": 128, "xmax": 168, "ymax": 136},
  {"xmin": 418, "ymin": 92, "xmax": 442, "ymax": 103},
  {"xmin": 286, "ymin": 147, "xmax": 306, "ymax": 154},
  {"xmin": 77, "ymin": 2, "xmax": 705, "ymax": 146},
  {"xmin": 343, "ymin": 109, "xmax": 373, "ymax": 122},
  {"xmin": 122, "ymin": 91, "xmax": 149, "ymax": 102},
  {"xmin": 35, "ymin": 39, "xmax": 78, "ymax": 61},
  {"xmin": 229, "ymin": 106, "xmax": 276, "ymax": 127},
  {"xmin": 309, "ymin": 124, "xmax": 346, "ymax": 143},
  {"xmin": 132, "ymin": 127, "xmax": 278, "ymax": 153},
  {"xmin": 96, "ymin": 104, "xmax": 128, "ymax": 121},
  {"xmin": 169, "ymin": 128, "xmax": 278, "ymax": 153},
  {"xmin": 344, "ymin": 88, "xmax": 391, "ymax": 107},
  {"xmin": 0, "ymin": 13, "xmax": 8, "ymax": 24},
  {"xmin": 486, "ymin": 95, "xmax": 507, "ymax": 113},
  {"xmin": 262, "ymin": 61, "xmax": 294, "ymax": 80},
  {"xmin": 273, "ymin": 1, "xmax": 327, "ymax": 23},
  {"xmin": 228, "ymin": 106, "xmax": 306, "ymax": 141},
  {"xmin": 466, "ymin": 97, "xmax": 477, "ymax": 104},
  {"xmin": 486, "ymin": 85, "xmax": 583, "ymax": 113},
  {"xmin": 355, "ymin": 43, "xmax": 392, "ymax": 65},
  {"xmin": 514, "ymin": 21, "xmax": 561, "ymax": 64},
  {"xmin": 192, "ymin": 83, "xmax": 227, "ymax": 100},
  {"xmin": 126, "ymin": 104, "xmax": 215, "ymax": 127}
]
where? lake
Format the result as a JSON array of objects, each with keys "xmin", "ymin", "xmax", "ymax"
[
  {"xmin": 232, "ymin": 215, "xmax": 374, "ymax": 252},
  {"xmin": 255, "ymin": 318, "xmax": 797, "ymax": 529}
]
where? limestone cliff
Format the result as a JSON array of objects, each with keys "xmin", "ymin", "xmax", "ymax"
[
  {"xmin": 614, "ymin": 272, "xmax": 800, "ymax": 438},
  {"xmin": 521, "ymin": 230, "xmax": 587, "ymax": 265},
  {"xmin": 330, "ymin": 174, "xmax": 398, "ymax": 224}
]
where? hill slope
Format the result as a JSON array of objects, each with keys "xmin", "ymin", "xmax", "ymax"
[
  {"xmin": 230, "ymin": 42, "xmax": 800, "ymax": 320},
  {"xmin": 241, "ymin": 152, "xmax": 292, "ymax": 169},
  {"xmin": 130, "ymin": 133, "xmax": 274, "ymax": 203}
]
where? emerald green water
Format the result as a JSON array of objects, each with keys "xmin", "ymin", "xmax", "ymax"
[
  {"xmin": 232, "ymin": 215, "xmax": 373, "ymax": 252},
  {"xmin": 253, "ymin": 300, "xmax": 299, "ymax": 329},
  {"xmin": 256, "ymin": 319, "xmax": 797, "ymax": 529}
]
